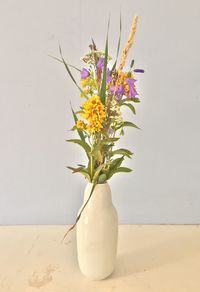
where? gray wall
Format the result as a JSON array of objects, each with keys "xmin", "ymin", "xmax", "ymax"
[{"xmin": 0, "ymin": 0, "xmax": 200, "ymax": 225}]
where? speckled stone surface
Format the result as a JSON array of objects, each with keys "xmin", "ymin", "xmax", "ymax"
[{"xmin": 0, "ymin": 225, "xmax": 200, "ymax": 291}]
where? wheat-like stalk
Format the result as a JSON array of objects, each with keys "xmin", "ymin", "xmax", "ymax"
[{"xmin": 118, "ymin": 15, "xmax": 138, "ymax": 71}]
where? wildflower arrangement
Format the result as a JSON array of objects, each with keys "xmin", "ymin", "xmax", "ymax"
[
  {"xmin": 55, "ymin": 16, "xmax": 144, "ymax": 236},
  {"xmin": 58, "ymin": 15, "xmax": 143, "ymax": 185}
]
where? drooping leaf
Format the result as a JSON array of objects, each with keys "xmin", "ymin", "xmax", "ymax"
[
  {"xmin": 102, "ymin": 137, "xmax": 120, "ymax": 144},
  {"xmin": 116, "ymin": 121, "xmax": 140, "ymax": 130},
  {"xmin": 111, "ymin": 13, "xmax": 122, "ymax": 72},
  {"xmin": 121, "ymin": 103, "xmax": 136, "ymax": 114},
  {"xmin": 67, "ymin": 166, "xmax": 91, "ymax": 182},
  {"xmin": 99, "ymin": 18, "xmax": 110, "ymax": 104},
  {"xmin": 108, "ymin": 167, "xmax": 133, "ymax": 178},
  {"xmin": 63, "ymin": 183, "xmax": 96, "ymax": 240},
  {"xmin": 122, "ymin": 97, "xmax": 140, "ymax": 103},
  {"xmin": 110, "ymin": 148, "xmax": 133, "ymax": 158},
  {"xmin": 66, "ymin": 139, "xmax": 91, "ymax": 157},
  {"xmin": 123, "ymin": 121, "xmax": 140, "ymax": 129}
]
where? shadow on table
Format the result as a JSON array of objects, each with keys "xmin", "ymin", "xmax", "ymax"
[{"xmin": 111, "ymin": 229, "xmax": 200, "ymax": 279}]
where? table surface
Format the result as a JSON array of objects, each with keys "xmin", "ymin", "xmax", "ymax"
[{"xmin": 0, "ymin": 225, "xmax": 200, "ymax": 292}]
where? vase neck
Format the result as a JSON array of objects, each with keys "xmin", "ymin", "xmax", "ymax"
[{"xmin": 83, "ymin": 182, "xmax": 112, "ymax": 207}]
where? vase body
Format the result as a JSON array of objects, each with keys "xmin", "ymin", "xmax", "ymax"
[{"xmin": 76, "ymin": 182, "xmax": 118, "ymax": 280}]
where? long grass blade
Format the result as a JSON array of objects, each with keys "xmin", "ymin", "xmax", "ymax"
[
  {"xmin": 111, "ymin": 13, "xmax": 122, "ymax": 72},
  {"xmin": 62, "ymin": 183, "xmax": 96, "ymax": 241},
  {"xmin": 59, "ymin": 45, "xmax": 87, "ymax": 97},
  {"xmin": 99, "ymin": 17, "xmax": 110, "ymax": 104},
  {"xmin": 49, "ymin": 54, "xmax": 81, "ymax": 71}
]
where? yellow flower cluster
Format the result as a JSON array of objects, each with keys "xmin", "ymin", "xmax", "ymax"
[
  {"xmin": 79, "ymin": 95, "xmax": 106, "ymax": 133},
  {"xmin": 80, "ymin": 73, "xmax": 98, "ymax": 98}
]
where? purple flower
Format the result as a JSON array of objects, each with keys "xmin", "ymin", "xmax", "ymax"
[
  {"xmin": 109, "ymin": 84, "xmax": 125, "ymax": 100},
  {"xmin": 126, "ymin": 77, "xmax": 137, "ymax": 85},
  {"xmin": 126, "ymin": 78, "xmax": 138, "ymax": 97},
  {"xmin": 134, "ymin": 69, "xmax": 144, "ymax": 73},
  {"xmin": 116, "ymin": 84, "xmax": 125, "ymax": 100},
  {"xmin": 97, "ymin": 57, "xmax": 104, "ymax": 69},
  {"xmin": 109, "ymin": 85, "xmax": 116, "ymax": 94},
  {"xmin": 80, "ymin": 68, "xmax": 89, "ymax": 79},
  {"xmin": 106, "ymin": 69, "xmax": 112, "ymax": 83}
]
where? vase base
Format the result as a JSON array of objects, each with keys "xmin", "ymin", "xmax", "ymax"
[{"xmin": 80, "ymin": 268, "xmax": 114, "ymax": 281}]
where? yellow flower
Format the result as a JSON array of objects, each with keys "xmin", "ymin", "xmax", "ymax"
[
  {"xmin": 80, "ymin": 77, "xmax": 90, "ymax": 88},
  {"xmin": 76, "ymin": 120, "xmax": 85, "ymax": 130},
  {"xmin": 80, "ymin": 73, "xmax": 98, "ymax": 91},
  {"xmin": 86, "ymin": 120, "xmax": 103, "ymax": 133},
  {"xmin": 81, "ymin": 95, "xmax": 105, "ymax": 133}
]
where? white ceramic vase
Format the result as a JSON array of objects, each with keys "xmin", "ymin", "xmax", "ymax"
[{"xmin": 76, "ymin": 182, "xmax": 118, "ymax": 280}]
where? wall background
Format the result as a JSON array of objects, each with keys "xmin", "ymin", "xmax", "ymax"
[{"xmin": 0, "ymin": 0, "xmax": 200, "ymax": 225}]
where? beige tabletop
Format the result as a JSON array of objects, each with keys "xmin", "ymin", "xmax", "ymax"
[{"xmin": 0, "ymin": 225, "xmax": 200, "ymax": 292}]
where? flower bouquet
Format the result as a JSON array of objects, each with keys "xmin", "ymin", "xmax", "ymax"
[{"xmin": 55, "ymin": 15, "xmax": 144, "ymax": 280}]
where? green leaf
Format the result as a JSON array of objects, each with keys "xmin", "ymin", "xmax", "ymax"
[
  {"xmin": 99, "ymin": 18, "xmax": 110, "ymax": 104},
  {"xmin": 107, "ymin": 166, "xmax": 132, "ymax": 180},
  {"xmin": 67, "ymin": 139, "xmax": 91, "ymax": 157},
  {"xmin": 116, "ymin": 121, "xmax": 140, "ymax": 130},
  {"xmin": 111, "ymin": 148, "xmax": 133, "ymax": 158},
  {"xmin": 121, "ymin": 97, "xmax": 140, "ymax": 104},
  {"xmin": 111, "ymin": 13, "xmax": 122, "ymax": 72},
  {"xmin": 110, "ymin": 167, "xmax": 133, "ymax": 176},
  {"xmin": 110, "ymin": 156, "xmax": 124, "ymax": 169},
  {"xmin": 67, "ymin": 166, "xmax": 83, "ymax": 173},
  {"xmin": 121, "ymin": 103, "xmax": 136, "ymax": 114},
  {"xmin": 70, "ymin": 105, "xmax": 85, "ymax": 142},
  {"xmin": 59, "ymin": 45, "xmax": 87, "ymax": 97},
  {"xmin": 77, "ymin": 164, "xmax": 86, "ymax": 167},
  {"xmin": 67, "ymin": 166, "xmax": 91, "ymax": 182},
  {"xmin": 106, "ymin": 156, "xmax": 124, "ymax": 179},
  {"xmin": 123, "ymin": 121, "xmax": 140, "ymax": 129},
  {"xmin": 102, "ymin": 137, "xmax": 120, "ymax": 144}
]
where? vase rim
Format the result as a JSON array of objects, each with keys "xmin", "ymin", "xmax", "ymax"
[{"xmin": 87, "ymin": 181, "xmax": 108, "ymax": 186}]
